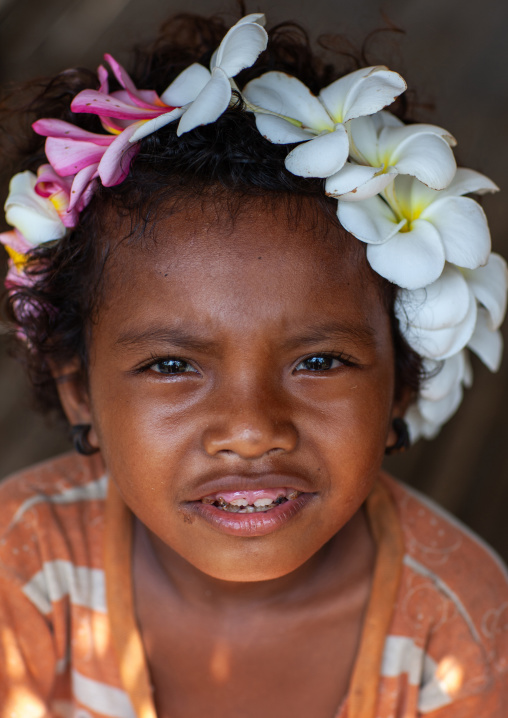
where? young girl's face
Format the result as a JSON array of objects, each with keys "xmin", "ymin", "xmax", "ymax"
[{"xmin": 64, "ymin": 197, "xmax": 404, "ymax": 582}]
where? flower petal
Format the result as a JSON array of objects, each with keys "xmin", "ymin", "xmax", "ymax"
[
  {"xmin": 0, "ymin": 228, "xmax": 32, "ymax": 256},
  {"xmin": 110, "ymin": 88, "xmax": 163, "ymax": 111},
  {"xmin": 71, "ymin": 89, "xmax": 164, "ymax": 120},
  {"xmin": 396, "ymin": 265, "xmax": 471, "ymax": 331},
  {"xmin": 4, "ymin": 171, "xmax": 66, "ymax": 244},
  {"xmin": 418, "ymin": 383, "xmax": 463, "ymax": 425},
  {"xmin": 98, "ymin": 123, "xmax": 141, "ymax": 186},
  {"xmin": 387, "ymin": 131, "xmax": 456, "ymax": 190},
  {"xmin": 161, "ymin": 63, "xmax": 211, "ymax": 106},
  {"xmin": 337, "ymin": 194, "xmax": 405, "ymax": 245},
  {"xmin": 213, "ymin": 17, "xmax": 268, "ymax": 77},
  {"xmin": 243, "ymin": 72, "xmax": 333, "ymax": 132},
  {"xmin": 326, "ymin": 162, "xmax": 396, "ymax": 201},
  {"xmin": 441, "ymin": 167, "xmax": 499, "ymax": 198},
  {"xmin": 253, "ymin": 113, "xmax": 312, "ymax": 144},
  {"xmin": 404, "ymin": 404, "xmax": 437, "ymax": 441},
  {"xmin": 209, "ymin": 12, "xmax": 266, "ymax": 69},
  {"xmin": 235, "ymin": 12, "xmax": 266, "ymax": 26},
  {"xmin": 371, "ymin": 110, "xmax": 404, "ymax": 129},
  {"xmin": 103, "ymin": 53, "xmax": 138, "ymax": 94},
  {"xmin": 326, "ymin": 163, "xmax": 378, "ymax": 195},
  {"xmin": 420, "ymin": 353, "xmax": 468, "ymax": 402},
  {"xmin": 44, "ymin": 137, "xmax": 107, "ymax": 176},
  {"xmin": 346, "ymin": 115, "xmax": 380, "ymax": 165},
  {"xmin": 67, "ymin": 164, "xmax": 99, "ymax": 212},
  {"xmin": 399, "ymin": 288, "xmax": 477, "ymax": 359},
  {"xmin": 101, "ymin": 56, "xmax": 162, "ymax": 108},
  {"xmin": 464, "ymin": 253, "xmax": 508, "ymax": 330},
  {"xmin": 467, "ymin": 308, "xmax": 504, "ymax": 371},
  {"xmin": 33, "ymin": 118, "xmax": 113, "ymax": 145},
  {"xmin": 34, "ymin": 164, "xmax": 73, "ymax": 197},
  {"xmin": 382, "ymin": 122, "xmax": 457, "ymax": 149},
  {"xmin": 366, "ymin": 218, "xmax": 445, "ymax": 289},
  {"xmin": 285, "ymin": 125, "xmax": 349, "ymax": 178},
  {"xmin": 128, "ymin": 107, "xmax": 186, "ymax": 142},
  {"xmin": 176, "ymin": 67, "xmax": 231, "ymax": 136},
  {"xmin": 422, "ymin": 196, "xmax": 491, "ymax": 269},
  {"xmin": 319, "ymin": 66, "xmax": 406, "ymax": 123},
  {"xmin": 98, "ymin": 64, "xmax": 109, "ymax": 93}
]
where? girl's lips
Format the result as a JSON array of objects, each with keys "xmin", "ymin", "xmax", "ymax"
[{"xmin": 188, "ymin": 491, "xmax": 313, "ymax": 537}]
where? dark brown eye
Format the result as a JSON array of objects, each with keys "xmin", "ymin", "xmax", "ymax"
[
  {"xmin": 151, "ymin": 359, "xmax": 197, "ymax": 374},
  {"xmin": 295, "ymin": 355, "xmax": 341, "ymax": 371}
]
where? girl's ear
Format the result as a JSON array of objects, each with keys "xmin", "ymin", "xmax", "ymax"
[
  {"xmin": 385, "ymin": 386, "xmax": 413, "ymax": 452},
  {"xmin": 52, "ymin": 359, "xmax": 99, "ymax": 450}
]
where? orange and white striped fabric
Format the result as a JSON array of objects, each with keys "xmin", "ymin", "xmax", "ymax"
[{"xmin": 0, "ymin": 453, "xmax": 506, "ymax": 717}]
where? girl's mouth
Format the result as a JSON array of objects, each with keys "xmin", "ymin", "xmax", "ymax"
[
  {"xmin": 200, "ymin": 487, "xmax": 301, "ymax": 513},
  {"xmin": 190, "ymin": 486, "xmax": 312, "ymax": 537}
]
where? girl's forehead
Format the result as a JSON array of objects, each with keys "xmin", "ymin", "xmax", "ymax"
[
  {"xmin": 96, "ymin": 198, "xmax": 389, "ymax": 348},
  {"xmin": 107, "ymin": 195, "xmax": 368, "ymax": 288}
]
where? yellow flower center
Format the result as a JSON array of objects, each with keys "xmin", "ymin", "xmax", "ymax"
[{"xmin": 5, "ymin": 244, "xmax": 28, "ymax": 270}]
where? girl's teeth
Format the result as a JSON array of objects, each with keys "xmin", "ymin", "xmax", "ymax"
[
  {"xmin": 199, "ymin": 490, "xmax": 302, "ymax": 512},
  {"xmin": 253, "ymin": 497, "xmax": 274, "ymax": 507}
]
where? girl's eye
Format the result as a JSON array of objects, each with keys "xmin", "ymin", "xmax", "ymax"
[
  {"xmin": 150, "ymin": 359, "xmax": 198, "ymax": 375},
  {"xmin": 294, "ymin": 355, "xmax": 345, "ymax": 372}
]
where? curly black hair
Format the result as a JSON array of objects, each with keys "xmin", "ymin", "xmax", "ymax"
[{"xmin": 0, "ymin": 11, "xmax": 423, "ymax": 426}]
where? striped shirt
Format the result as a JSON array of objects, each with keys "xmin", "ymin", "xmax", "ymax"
[{"xmin": 0, "ymin": 453, "xmax": 506, "ymax": 717}]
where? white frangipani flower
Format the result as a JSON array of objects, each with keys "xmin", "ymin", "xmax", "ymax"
[
  {"xmin": 4, "ymin": 171, "xmax": 66, "ymax": 245},
  {"xmin": 395, "ymin": 254, "xmax": 506, "ymax": 362},
  {"xmin": 130, "ymin": 14, "xmax": 268, "ymax": 141},
  {"xmin": 243, "ymin": 66, "xmax": 406, "ymax": 178},
  {"xmin": 325, "ymin": 111, "xmax": 457, "ymax": 201},
  {"xmin": 396, "ymin": 265, "xmax": 478, "ymax": 360},
  {"xmin": 397, "ymin": 251, "xmax": 507, "ymax": 440},
  {"xmin": 405, "ymin": 351, "xmax": 473, "ymax": 441},
  {"xmin": 338, "ymin": 169, "xmax": 498, "ymax": 289}
]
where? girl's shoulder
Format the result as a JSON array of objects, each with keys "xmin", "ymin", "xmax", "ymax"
[
  {"xmin": 0, "ymin": 452, "xmax": 107, "ymax": 534},
  {"xmin": 376, "ymin": 473, "xmax": 508, "ymax": 715},
  {"xmin": 0, "ymin": 451, "xmax": 107, "ymax": 509},
  {"xmin": 382, "ymin": 472, "xmax": 508, "ymax": 591},
  {"xmin": 0, "ymin": 452, "xmax": 108, "ymax": 589},
  {"xmin": 0, "ymin": 454, "xmax": 125, "ymax": 715}
]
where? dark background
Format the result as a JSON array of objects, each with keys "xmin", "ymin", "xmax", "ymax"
[{"xmin": 1, "ymin": 0, "xmax": 507, "ymax": 559}]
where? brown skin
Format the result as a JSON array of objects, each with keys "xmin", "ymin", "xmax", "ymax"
[{"xmin": 56, "ymin": 197, "xmax": 407, "ymax": 717}]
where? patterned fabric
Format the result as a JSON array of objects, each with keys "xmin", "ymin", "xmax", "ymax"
[{"xmin": 0, "ymin": 453, "xmax": 506, "ymax": 718}]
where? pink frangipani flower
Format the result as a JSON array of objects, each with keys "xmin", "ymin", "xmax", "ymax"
[
  {"xmin": 35, "ymin": 164, "xmax": 78, "ymax": 228},
  {"xmin": 71, "ymin": 54, "xmax": 184, "ymax": 135},
  {"xmin": 32, "ymin": 118, "xmax": 141, "ymax": 207}
]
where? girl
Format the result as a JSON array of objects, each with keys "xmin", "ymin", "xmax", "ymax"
[{"xmin": 0, "ymin": 10, "xmax": 507, "ymax": 718}]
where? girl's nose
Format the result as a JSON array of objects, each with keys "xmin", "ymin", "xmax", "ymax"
[{"xmin": 201, "ymin": 386, "xmax": 298, "ymax": 459}]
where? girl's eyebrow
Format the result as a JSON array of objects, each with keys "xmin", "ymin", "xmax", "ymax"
[
  {"xmin": 115, "ymin": 321, "xmax": 377, "ymax": 353},
  {"xmin": 114, "ymin": 326, "xmax": 220, "ymax": 353},
  {"xmin": 281, "ymin": 321, "xmax": 377, "ymax": 351}
]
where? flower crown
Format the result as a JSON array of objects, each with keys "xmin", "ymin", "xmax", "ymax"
[{"xmin": 1, "ymin": 12, "xmax": 507, "ymax": 442}]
